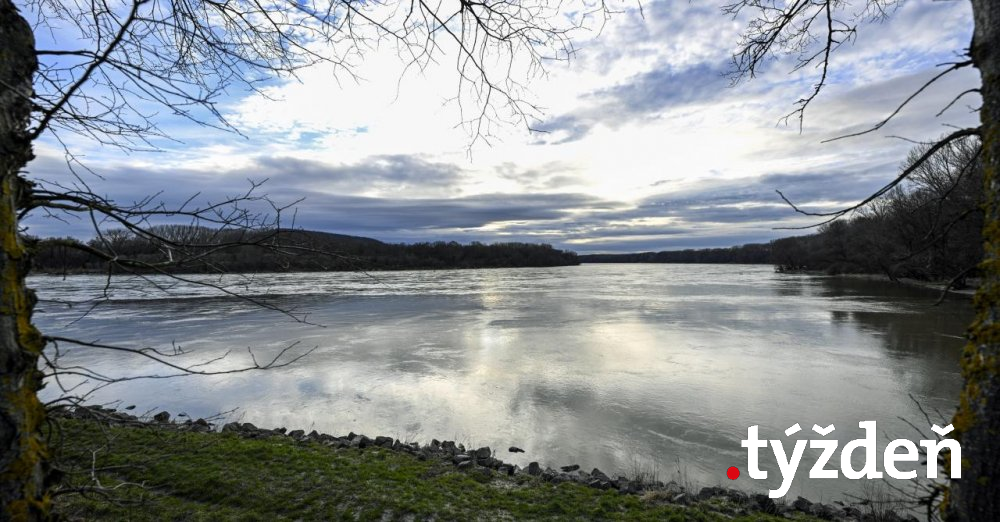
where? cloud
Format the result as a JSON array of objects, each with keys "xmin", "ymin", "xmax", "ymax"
[
  {"xmin": 252, "ymin": 155, "xmax": 466, "ymax": 197},
  {"xmin": 534, "ymin": 63, "xmax": 733, "ymax": 144},
  {"xmin": 493, "ymin": 162, "xmax": 582, "ymax": 190},
  {"xmin": 23, "ymin": 152, "xmax": 623, "ymax": 245},
  {"xmin": 266, "ymin": 191, "xmax": 618, "ymax": 234},
  {"xmin": 21, "ymin": 0, "xmax": 980, "ymax": 255}
]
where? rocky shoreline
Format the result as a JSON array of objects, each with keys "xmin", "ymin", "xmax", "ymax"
[{"xmin": 57, "ymin": 405, "xmax": 921, "ymax": 522}]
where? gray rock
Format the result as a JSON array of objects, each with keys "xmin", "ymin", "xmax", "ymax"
[
  {"xmin": 153, "ymin": 411, "xmax": 170, "ymax": 423},
  {"xmin": 498, "ymin": 464, "xmax": 515, "ymax": 476},
  {"xmin": 809, "ymin": 503, "xmax": 832, "ymax": 519},
  {"xmin": 616, "ymin": 478, "xmax": 635, "ymax": 494},
  {"xmin": 551, "ymin": 473, "xmax": 571, "ymax": 484},
  {"xmin": 527, "ymin": 462, "xmax": 542, "ymax": 476},
  {"xmin": 725, "ymin": 490, "xmax": 749, "ymax": 503},
  {"xmin": 509, "ymin": 446, "xmax": 525, "ymax": 453},
  {"xmin": 697, "ymin": 486, "xmax": 727, "ymax": 500},
  {"xmin": 457, "ymin": 460, "xmax": 474, "ymax": 471},
  {"xmin": 671, "ymin": 493, "xmax": 689, "ymax": 505},
  {"xmin": 242, "ymin": 423, "xmax": 258, "ymax": 432},
  {"xmin": 791, "ymin": 496, "xmax": 813, "ymax": 512},
  {"xmin": 753, "ymin": 494, "xmax": 777, "ymax": 514},
  {"xmin": 475, "ymin": 447, "xmax": 492, "ymax": 459},
  {"xmin": 560, "ymin": 464, "xmax": 580, "ymax": 472},
  {"xmin": 221, "ymin": 422, "xmax": 242, "ymax": 433},
  {"xmin": 591, "ymin": 468, "xmax": 611, "ymax": 482},
  {"xmin": 587, "ymin": 479, "xmax": 612, "ymax": 490},
  {"xmin": 357, "ymin": 435, "xmax": 373, "ymax": 448},
  {"xmin": 843, "ymin": 506, "xmax": 863, "ymax": 518},
  {"xmin": 375, "ymin": 436, "xmax": 393, "ymax": 447},
  {"xmin": 824, "ymin": 505, "xmax": 847, "ymax": 520},
  {"xmin": 288, "ymin": 429, "xmax": 305, "ymax": 438},
  {"xmin": 453, "ymin": 454, "xmax": 472, "ymax": 465},
  {"xmin": 441, "ymin": 441, "xmax": 457, "ymax": 455}
]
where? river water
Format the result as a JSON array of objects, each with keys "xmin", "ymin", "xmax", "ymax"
[{"xmin": 30, "ymin": 264, "xmax": 970, "ymax": 502}]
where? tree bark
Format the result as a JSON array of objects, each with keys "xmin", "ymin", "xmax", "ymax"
[
  {"xmin": 951, "ymin": 1, "xmax": 1000, "ymax": 520},
  {"xmin": 0, "ymin": 1, "xmax": 47, "ymax": 520}
]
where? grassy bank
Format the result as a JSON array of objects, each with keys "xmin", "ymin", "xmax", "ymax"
[{"xmin": 52, "ymin": 418, "xmax": 823, "ymax": 521}]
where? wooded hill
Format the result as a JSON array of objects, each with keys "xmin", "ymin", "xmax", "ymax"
[{"xmin": 32, "ymin": 228, "xmax": 580, "ymax": 273}]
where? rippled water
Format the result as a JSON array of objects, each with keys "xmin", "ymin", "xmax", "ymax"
[{"xmin": 31, "ymin": 264, "xmax": 970, "ymax": 502}]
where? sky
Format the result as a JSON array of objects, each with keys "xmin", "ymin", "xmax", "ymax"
[{"xmin": 23, "ymin": 0, "xmax": 981, "ymax": 253}]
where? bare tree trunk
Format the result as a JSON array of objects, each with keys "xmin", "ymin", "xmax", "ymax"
[
  {"xmin": 951, "ymin": 1, "xmax": 1000, "ymax": 520},
  {"xmin": 0, "ymin": 2, "xmax": 47, "ymax": 520}
]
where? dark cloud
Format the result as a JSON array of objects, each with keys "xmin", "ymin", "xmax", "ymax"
[
  {"xmin": 19, "ymin": 149, "xmax": 909, "ymax": 254},
  {"xmin": 534, "ymin": 63, "xmax": 731, "ymax": 144},
  {"xmin": 264, "ymin": 191, "xmax": 617, "ymax": 233},
  {"xmin": 598, "ymin": 63, "xmax": 730, "ymax": 115},
  {"xmin": 253, "ymin": 155, "xmax": 465, "ymax": 195},
  {"xmin": 22, "ymin": 153, "xmax": 623, "ymax": 243},
  {"xmin": 638, "ymin": 169, "xmax": 895, "ymax": 216}
]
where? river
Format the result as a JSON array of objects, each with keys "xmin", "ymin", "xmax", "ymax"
[{"xmin": 30, "ymin": 264, "xmax": 970, "ymax": 503}]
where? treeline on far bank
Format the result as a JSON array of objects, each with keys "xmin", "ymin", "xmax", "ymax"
[
  {"xmin": 770, "ymin": 136, "xmax": 982, "ymax": 283},
  {"xmin": 584, "ymin": 136, "xmax": 984, "ymax": 284},
  {"xmin": 579, "ymin": 243, "xmax": 771, "ymax": 264},
  {"xmin": 31, "ymin": 228, "xmax": 579, "ymax": 273}
]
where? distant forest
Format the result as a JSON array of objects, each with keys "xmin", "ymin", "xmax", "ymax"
[
  {"xmin": 579, "ymin": 243, "xmax": 771, "ymax": 264},
  {"xmin": 770, "ymin": 136, "xmax": 982, "ymax": 284},
  {"xmin": 32, "ymin": 228, "xmax": 579, "ymax": 273},
  {"xmin": 585, "ymin": 136, "xmax": 984, "ymax": 284}
]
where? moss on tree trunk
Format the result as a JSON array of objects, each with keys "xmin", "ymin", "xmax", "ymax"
[
  {"xmin": 951, "ymin": 1, "xmax": 1000, "ymax": 520},
  {"xmin": 0, "ymin": 1, "xmax": 47, "ymax": 519}
]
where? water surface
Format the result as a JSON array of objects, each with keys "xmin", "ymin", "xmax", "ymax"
[{"xmin": 32, "ymin": 264, "xmax": 969, "ymax": 501}]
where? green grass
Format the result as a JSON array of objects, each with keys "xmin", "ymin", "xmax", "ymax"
[{"xmin": 52, "ymin": 419, "xmax": 819, "ymax": 521}]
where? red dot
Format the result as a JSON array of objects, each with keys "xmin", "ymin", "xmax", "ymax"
[{"xmin": 727, "ymin": 467, "xmax": 739, "ymax": 480}]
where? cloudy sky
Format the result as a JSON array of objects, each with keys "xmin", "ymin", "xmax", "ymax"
[{"xmin": 25, "ymin": 0, "xmax": 980, "ymax": 253}]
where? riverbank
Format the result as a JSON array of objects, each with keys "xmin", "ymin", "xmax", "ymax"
[
  {"xmin": 778, "ymin": 269, "xmax": 977, "ymax": 300},
  {"xmin": 837, "ymin": 273, "xmax": 977, "ymax": 299},
  {"xmin": 51, "ymin": 407, "xmax": 915, "ymax": 521}
]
